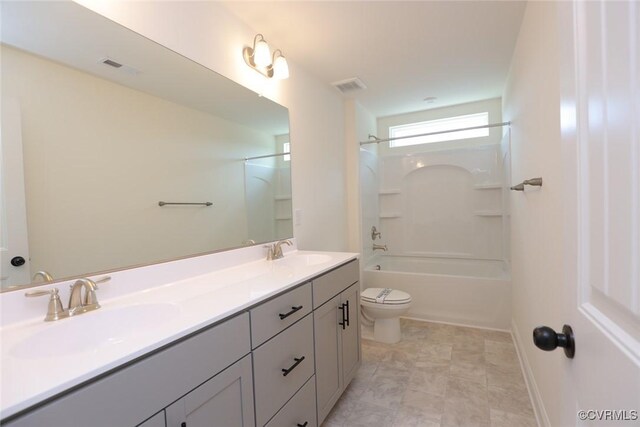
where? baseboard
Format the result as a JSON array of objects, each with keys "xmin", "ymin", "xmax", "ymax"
[
  {"xmin": 511, "ymin": 319, "xmax": 549, "ymax": 427},
  {"xmin": 401, "ymin": 315, "xmax": 511, "ymax": 333}
]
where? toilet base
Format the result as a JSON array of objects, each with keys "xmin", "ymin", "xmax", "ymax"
[{"xmin": 373, "ymin": 317, "xmax": 402, "ymax": 344}]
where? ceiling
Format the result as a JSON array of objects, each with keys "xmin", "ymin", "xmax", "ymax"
[{"xmin": 222, "ymin": 1, "xmax": 527, "ymax": 118}]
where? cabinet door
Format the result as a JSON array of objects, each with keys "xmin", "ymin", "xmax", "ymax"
[
  {"xmin": 341, "ymin": 283, "xmax": 361, "ymax": 387},
  {"xmin": 165, "ymin": 355, "xmax": 254, "ymax": 427},
  {"xmin": 313, "ymin": 295, "xmax": 343, "ymax": 425}
]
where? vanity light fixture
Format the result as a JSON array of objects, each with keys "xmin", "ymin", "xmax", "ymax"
[{"xmin": 243, "ymin": 34, "xmax": 289, "ymax": 79}]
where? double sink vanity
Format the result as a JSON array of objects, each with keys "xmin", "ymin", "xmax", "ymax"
[{"xmin": 0, "ymin": 245, "xmax": 361, "ymax": 427}]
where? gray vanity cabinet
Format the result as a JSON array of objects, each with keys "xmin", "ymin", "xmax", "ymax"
[
  {"xmin": 312, "ymin": 261, "xmax": 361, "ymax": 425},
  {"xmin": 340, "ymin": 283, "xmax": 361, "ymax": 387},
  {"xmin": 2, "ymin": 259, "xmax": 361, "ymax": 427},
  {"xmin": 3, "ymin": 313, "xmax": 251, "ymax": 427},
  {"xmin": 165, "ymin": 354, "xmax": 255, "ymax": 427},
  {"xmin": 314, "ymin": 294, "xmax": 343, "ymax": 422}
]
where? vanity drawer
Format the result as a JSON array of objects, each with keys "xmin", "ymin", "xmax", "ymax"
[
  {"xmin": 253, "ymin": 314, "xmax": 315, "ymax": 426},
  {"xmin": 250, "ymin": 282, "xmax": 312, "ymax": 348},
  {"xmin": 265, "ymin": 375, "xmax": 317, "ymax": 427},
  {"xmin": 312, "ymin": 260, "xmax": 359, "ymax": 308}
]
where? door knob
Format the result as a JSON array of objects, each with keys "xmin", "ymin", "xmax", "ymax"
[
  {"xmin": 533, "ymin": 324, "xmax": 575, "ymax": 358},
  {"xmin": 11, "ymin": 256, "xmax": 26, "ymax": 267}
]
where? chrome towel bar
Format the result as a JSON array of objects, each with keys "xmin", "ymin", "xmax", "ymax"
[
  {"xmin": 510, "ymin": 177, "xmax": 543, "ymax": 191},
  {"xmin": 158, "ymin": 201, "xmax": 213, "ymax": 207}
]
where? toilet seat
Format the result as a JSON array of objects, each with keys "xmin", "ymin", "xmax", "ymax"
[{"xmin": 361, "ymin": 288, "xmax": 411, "ymax": 305}]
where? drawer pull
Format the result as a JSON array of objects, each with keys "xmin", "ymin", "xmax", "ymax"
[
  {"xmin": 345, "ymin": 299, "xmax": 350, "ymax": 327},
  {"xmin": 279, "ymin": 305, "xmax": 303, "ymax": 320},
  {"xmin": 338, "ymin": 303, "xmax": 347, "ymax": 330},
  {"xmin": 282, "ymin": 356, "xmax": 305, "ymax": 376},
  {"xmin": 297, "ymin": 423, "xmax": 309, "ymax": 427}
]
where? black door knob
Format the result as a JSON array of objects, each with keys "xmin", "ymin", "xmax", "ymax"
[
  {"xmin": 533, "ymin": 324, "xmax": 575, "ymax": 359},
  {"xmin": 10, "ymin": 256, "xmax": 26, "ymax": 267}
]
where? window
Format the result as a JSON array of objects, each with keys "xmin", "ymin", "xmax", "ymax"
[
  {"xmin": 389, "ymin": 112, "xmax": 489, "ymax": 148},
  {"xmin": 283, "ymin": 142, "xmax": 290, "ymax": 161}
]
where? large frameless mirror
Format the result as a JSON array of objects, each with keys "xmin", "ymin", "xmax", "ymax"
[{"xmin": 0, "ymin": 1, "xmax": 292, "ymax": 291}]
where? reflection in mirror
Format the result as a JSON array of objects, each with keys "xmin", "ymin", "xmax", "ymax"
[{"xmin": 0, "ymin": 2, "xmax": 292, "ymax": 291}]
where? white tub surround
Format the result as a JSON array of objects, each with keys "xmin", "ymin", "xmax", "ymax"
[
  {"xmin": 0, "ymin": 242, "xmax": 358, "ymax": 420},
  {"xmin": 364, "ymin": 255, "xmax": 511, "ymax": 330}
]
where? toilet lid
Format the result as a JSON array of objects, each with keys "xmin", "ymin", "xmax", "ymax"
[{"xmin": 361, "ymin": 287, "xmax": 411, "ymax": 304}]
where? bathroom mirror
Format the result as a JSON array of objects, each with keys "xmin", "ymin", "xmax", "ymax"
[{"xmin": 0, "ymin": 2, "xmax": 293, "ymax": 291}]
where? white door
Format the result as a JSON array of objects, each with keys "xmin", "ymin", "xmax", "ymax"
[
  {"xmin": 0, "ymin": 98, "xmax": 31, "ymax": 288},
  {"xmin": 562, "ymin": 1, "xmax": 640, "ymax": 424}
]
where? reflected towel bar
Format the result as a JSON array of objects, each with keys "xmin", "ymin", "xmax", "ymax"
[
  {"xmin": 158, "ymin": 201, "xmax": 213, "ymax": 207},
  {"xmin": 244, "ymin": 152, "xmax": 290, "ymax": 161},
  {"xmin": 510, "ymin": 177, "xmax": 543, "ymax": 191}
]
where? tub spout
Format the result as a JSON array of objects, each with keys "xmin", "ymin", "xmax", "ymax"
[{"xmin": 373, "ymin": 243, "xmax": 388, "ymax": 251}]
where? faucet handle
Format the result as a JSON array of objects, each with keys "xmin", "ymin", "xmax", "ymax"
[
  {"xmin": 92, "ymin": 276, "xmax": 111, "ymax": 289},
  {"xmin": 25, "ymin": 288, "xmax": 68, "ymax": 321},
  {"xmin": 263, "ymin": 245, "xmax": 275, "ymax": 260}
]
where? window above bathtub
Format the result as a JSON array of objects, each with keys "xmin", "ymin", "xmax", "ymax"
[{"xmin": 388, "ymin": 112, "xmax": 489, "ymax": 148}]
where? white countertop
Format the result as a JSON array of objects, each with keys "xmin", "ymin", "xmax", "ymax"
[{"xmin": 0, "ymin": 248, "xmax": 358, "ymax": 419}]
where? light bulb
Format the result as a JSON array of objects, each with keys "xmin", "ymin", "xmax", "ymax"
[
  {"xmin": 253, "ymin": 39, "xmax": 271, "ymax": 68},
  {"xmin": 272, "ymin": 55, "xmax": 289, "ymax": 80}
]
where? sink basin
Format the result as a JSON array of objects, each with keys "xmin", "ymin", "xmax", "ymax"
[
  {"xmin": 10, "ymin": 303, "xmax": 181, "ymax": 359},
  {"xmin": 275, "ymin": 253, "xmax": 333, "ymax": 267}
]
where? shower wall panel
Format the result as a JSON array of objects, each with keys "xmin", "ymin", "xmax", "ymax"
[{"xmin": 378, "ymin": 144, "xmax": 504, "ymax": 261}]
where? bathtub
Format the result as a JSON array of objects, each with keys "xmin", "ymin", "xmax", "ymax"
[{"xmin": 363, "ymin": 256, "xmax": 511, "ymax": 330}]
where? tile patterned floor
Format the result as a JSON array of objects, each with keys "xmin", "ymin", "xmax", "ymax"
[{"xmin": 322, "ymin": 319, "xmax": 537, "ymax": 427}]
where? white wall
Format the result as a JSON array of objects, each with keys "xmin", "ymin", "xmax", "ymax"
[
  {"xmin": 377, "ymin": 98, "xmax": 503, "ymax": 155},
  {"xmin": 2, "ymin": 44, "xmax": 277, "ymax": 280},
  {"xmin": 503, "ymin": 2, "xmax": 567, "ymax": 426},
  {"xmin": 75, "ymin": 0, "xmax": 348, "ymax": 252}
]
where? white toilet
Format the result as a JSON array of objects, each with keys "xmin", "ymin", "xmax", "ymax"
[{"xmin": 360, "ymin": 287, "xmax": 412, "ymax": 344}]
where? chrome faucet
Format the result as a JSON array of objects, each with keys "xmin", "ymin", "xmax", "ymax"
[
  {"xmin": 264, "ymin": 239, "xmax": 292, "ymax": 260},
  {"xmin": 32, "ymin": 271, "xmax": 54, "ymax": 283},
  {"xmin": 372, "ymin": 243, "xmax": 388, "ymax": 252},
  {"xmin": 68, "ymin": 278, "xmax": 100, "ymax": 315},
  {"xmin": 274, "ymin": 239, "xmax": 292, "ymax": 259},
  {"xmin": 25, "ymin": 276, "xmax": 111, "ymax": 321}
]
